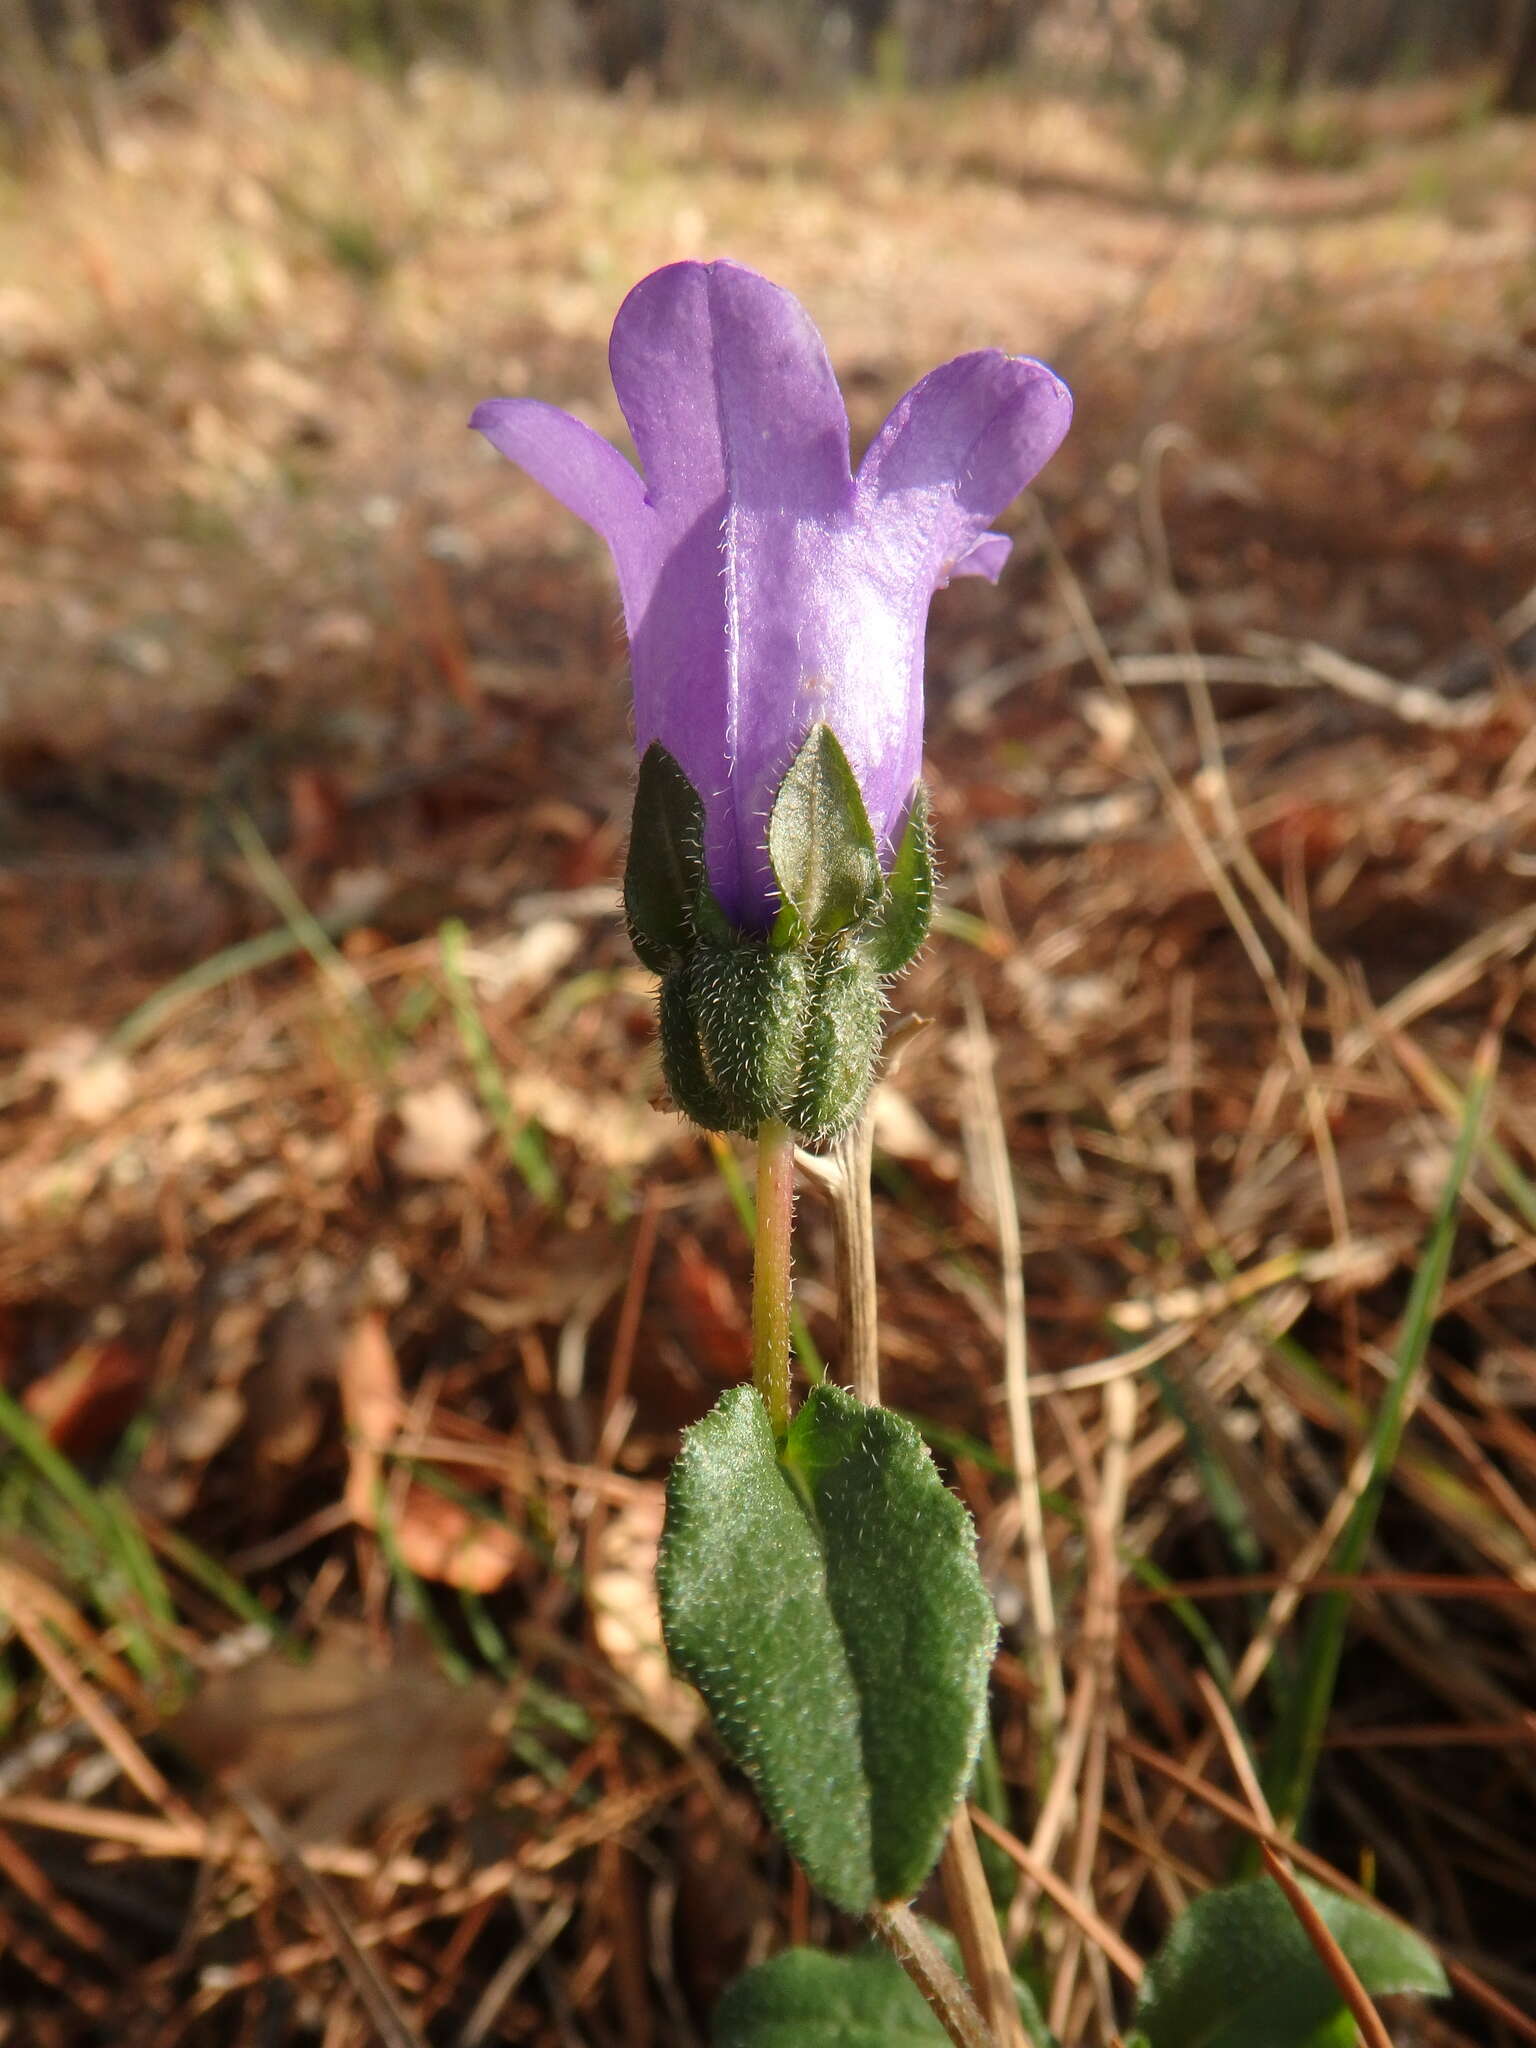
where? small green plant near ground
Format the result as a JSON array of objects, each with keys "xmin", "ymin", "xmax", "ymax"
[
  {"xmin": 467, "ymin": 255, "xmax": 1463, "ymax": 2048},
  {"xmin": 4, "ymin": 40, "xmax": 1534, "ymax": 2043}
]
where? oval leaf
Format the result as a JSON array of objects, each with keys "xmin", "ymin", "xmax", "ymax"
[
  {"xmin": 713, "ymin": 1948, "xmax": 948, "ymax": 2048},
  {"xmin": 658, "ymin": 1384, "xmax": 996, "ymax": 1913},
  {"xmin": 713, "ymin": 1943, "xmax": 1054, "ymax": 2048},
  {"xmin": 1134, "ymin": 1876, "xmax": 1448, "ymax": 2048}
]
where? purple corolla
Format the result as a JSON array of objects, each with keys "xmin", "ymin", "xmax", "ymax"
[{"xmin": 471, "ymin": 259, "xmax": 1071, "ymax": 931}]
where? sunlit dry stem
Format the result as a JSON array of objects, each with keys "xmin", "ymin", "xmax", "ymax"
[
  {"xmin": 798, "ymin": 1115, "xmax": 881, "ymax": 1403},
  {"xmin": 752, "ymin": 1119, "xmax": 797, "ymax": 1437},
  {"xmin": 942, "ymin": 1806, "xmax": 1028, "ymax": 2048},
  {"xmin": 960, "ymin": 988, "xmax": 1065, "ymax": 1753},
  {"xmin": 834, "ymin": 1110, "xmax": 881, "ymax": 1402},
  {"xmin": 821, "ymin": 1105, "xmax": 1003, "ymax": 2048},
  {"xmin": 871, "ymin": 1903, "xmax": 996, "ymax": 2048}
]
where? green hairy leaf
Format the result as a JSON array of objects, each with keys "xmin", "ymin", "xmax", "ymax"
[
  {"xmin": 1134, "ymin": 1875, "xmax": 1448, "ymax": 2048},
  {"xmin": 713, "ymin": 1943, "xmax": 1054, "ymax": 2048},
  {"xmin": 712, "ymin": 1948, "xmax": 951, "ymax": 2048},
  {"xmin": 658, "ymin": 1383, "xmax": 997, "ymax": 1913},
  {"xmin": 768, "ymin": 724, "xmax": 883, "ymax": 945}
]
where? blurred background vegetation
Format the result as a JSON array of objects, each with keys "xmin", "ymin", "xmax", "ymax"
[{"xmin": 7, "ymin": 0, "xmax": 1536, "ymax": 163}]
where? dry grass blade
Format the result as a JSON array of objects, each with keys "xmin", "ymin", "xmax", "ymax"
[
  {"xmin": 941, "ymin": 1804, "xmax": 1028, "ymax": 2048},
  {"xmin": 1260, "ymin": 1842, "xmax": 1396, "ymax": 2048},
  {"xmin": 230, "ymin": 1786, "xmax": 428, "ymax": 2048},
  {"xmin": 0, "ymin": 1824, "xmax": 123, "ymax": 1966},
  {"xmin": 870, "ymin": 1901, "xmax": 998, "ymax": 2048},
  {"xmin": 1047, "ymin": 1376, "xmax": 1138, "ymax": 2039},
  {"xmin": 798, "ymin": 1106, "xmax": 881, "ymax": 1402},
  {"xmin": 970, "ymin": 1808, "xmax": 1144, "ymax": 1988},
  {"xmin": 455, "ymin": 1896, "xmax": 574, "ymax": 2048},
  {"xmin": 2, "ymin": 1583, "xmax": 192, "ymax": 1824},
  {"xmin": 961, "ymin": 986, "xmax": 1064, "ymax": 1747},
  {"xmin": 1194, "ymin": 1669, "xmax": 1275, "ymax": 1831}
]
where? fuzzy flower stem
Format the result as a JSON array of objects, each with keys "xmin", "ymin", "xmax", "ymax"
[{"xmin": 751, "ymin": 1118, "xmax": 797, "ymax": 1437}]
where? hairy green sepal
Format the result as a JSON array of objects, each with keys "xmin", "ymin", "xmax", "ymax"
[
  {"xmin": 624, "ymin": 743, "xmax": 731, "ymax": 971},
  {"xmin": 629, "ymin": 731, "xmax": 934, "ymax": 1144},
  {"xmin": 658, "ymin": 1383, "xmax": 997, "ymax": 1914},
  {"xmin": 768, "ymin": 722, "xmax": 883, "ymax": 947},
  {"xmin": 859, "ymin": 787, "xmax": 935, "ymax": 976}
]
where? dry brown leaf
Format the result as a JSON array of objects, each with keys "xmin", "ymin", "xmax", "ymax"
[
  {"xmin": 504, "ymin": 1068, "xmax": 672, "ymax": 1169},
  {"xmin": 21, "ymin": 1340, "xmax": 151, "ymax": 1459},
  {"xmin": 589, "ymin": 1484, "xmax": 702, "ymax": 1745},
  {"xmin": 338, "ymin": 1312, "xmax": 521, "ymax": 1593},
  {"xmin": 165, "ymin": 1383, "xmax": 245, "ymax": 1465},
  {"xmin": 459, "ymin": 917, "xmax": 582, "ymax": 999},
  {"xmin": 286, "ymin": 765, "xmax": 348, "ymax": 865},
  {"xmin": 243, "ymin": 1300, "xmax": 336, "ymax": 1469},
  {"xmin": 20, "ymin": 1027, "xmax": 133, "ymax": 1125},
  {"xmin": 168, "ymin": 1625, "xmax": 503, "ymax": 1840},
  {"xmin": 390, "ymin": 1078, "xmax": 488, "ymax": 1180},
  {"xmin": 666, "ymin": 1235, "xmax": 751, "ymax": 1385},
  {"xmin": 459, "ymin": 1230, "xmax": 628, "ymax": 1334}
]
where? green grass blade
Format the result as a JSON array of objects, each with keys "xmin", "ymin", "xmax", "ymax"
[
  {"xmin": 1263, "ymin": 1052, "xmax": 1493, "ymax": 1831},
  {"xmin": 109, "ymin": 903, "xmax": 379, "ymax": 1055},
  {"xmin": 439, "ymin": 918, "xmax": 561, "ymax": 1206},
  {"xmin": 457, "ymin": 1588, "xmax": 516, "ymax": 1680},
  {"xmin": 98, "ymin": 1487, "xmax": 178, "ymax": 1630},
  {"xmin": 0, "ymin": 1383, "xmax": 113, "ymax": 1533},
  {"xmin": 1152, "ymin": 1362, "xmax": 1265, "ymax": 1578},
  {"xmin": 227, "ymin": 806, "xmax": 396, "ymax": 1073},
  {"xmin": 367, "ymin": 1476, "xmax": 474, "ymax": 1685},
  {"xmin": 142, "ymin": 1518, "xmax": 284, "ymax": 1638},
  {"xmin": 0, "ymin": 1390, "xmax": 171, "ymax": 1680}
]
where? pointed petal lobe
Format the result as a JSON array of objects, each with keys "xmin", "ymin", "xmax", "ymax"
[
  {"xmin": 948, "ymin": 531, "xmax": 1013, "ymax": 583},
  {"xmin": 607, "ymin": 260, "xmax": 854, "ymax": 525},
  {"xmin": 469, "ymin": 397, "xmax": 652, "ymax": 608},
  {"xmin": 857, "ymin": 352, "xmax": 1072, "ymax": 587}
]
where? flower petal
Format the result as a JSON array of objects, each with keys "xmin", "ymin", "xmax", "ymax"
[
  {"xmin": 605, "ymin": 261, "xmax": 860, "ymax": 924},
  {"xmin": 607, "ymin": 260, "xmax": 853, "ymax": 525},
  {"xmin": 469, "ymin": 397, "xmax": 653, "ymax": 610},
  {"xmin": 856, "ymin": 352, "xmax": 1072, "ymax": 587},
  {"xmin": 948, "ymin": 531, "xmax": 1013, "ymax": 584}
]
